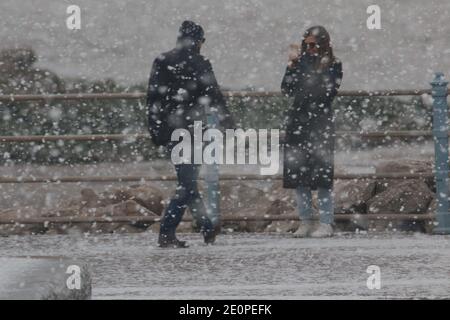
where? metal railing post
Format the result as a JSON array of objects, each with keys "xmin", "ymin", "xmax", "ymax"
[
  {"xmin": 205, "ymin": 105, "xmax": 221, "ymax": 228},
  {"xmin": 431, "ymin": 72, "xmax": 450, "ymax": 234}
]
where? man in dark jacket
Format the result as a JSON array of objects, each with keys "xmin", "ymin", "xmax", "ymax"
[{"xmin": 146, "ymin": 20, "xmax": 235, "ymax": 248}]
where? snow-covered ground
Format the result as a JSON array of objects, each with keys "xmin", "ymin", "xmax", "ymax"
[{"xmin": 1, "ymin": 232, "xmax": 449, "ymax": 299}]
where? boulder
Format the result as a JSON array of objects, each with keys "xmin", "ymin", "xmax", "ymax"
[
  {"xmin": 80, "ymin": 188, "xmax": 111, "ymax": 208},
  {"xmin": 107, "ymin": 185, "xmax": 164, "ymax": 215},
  {"xmin": 125, "ymin": 185, "xmax": 164, "ymax": 215},
  {"xmin": 375, "ymin": 159, "xmax": 433, "ymax": 175},
  {"xmin": 41, "ymin": 207, "xmax": 81, "ymax": 235},
  {"xmin": 215, "ymin": 182, "xmax": 298, "ymax": 232},
  {"xmin": 109, "ymin": 199, "xmax": 156, "ymax": 217},
  {"xmin": 42, "ymin": 207, "xmax": 80, "ymax": 218},
  {"xmin": 0, "ymin": 224, "xmax": 46, "ymax": 236},
  {"xmin": 0, "ymin": 206, "xmax": 47, "ymax": 236},
  {"xmin": 217, "ymin": 183, "xmax": 272, "ymax": 214},
  {"xmin": 78, "ymin": 185, "xmax": 163, "ymax": 215},
  {"xmin": 334, "ymin": 180, "xmax": 377, "ymax": 213},
  {"xmin": 74, "ymin": 200, "xmax": 158, "ymax": 234},
  {"xmin": 0, "ymin": 184, "xmax": 165, "ymax": 235},
  {"xmin": 375, "ymin": 160, "xmax": 434, "ymax": 193},
  {"xmin": 265, "ymin": 220, "xmax": 299, "ymax": 233},
  {"xmin": 334, "ymin": 217, "xmax": 370, "ymax": 232},
  {"xmin": 222, "ymin": 208, "xmax": 272, "ymax": 232},
  {"xmin": 367, "ymin": 180, "xmax": 434, "ymax": 214},
  {"xmin": 266, "ymin": 182, "xmax": 297, "ymax": 205},
  {"xmin": 425, "ymin": 198, "xmax": 437, "ymax": 233},
  {"xmin": 268, "ymin": 181, "xmax": 321, "ymax": 212},
  {"xmin": 375, "ymin": 159, "xmax": 433, "ymax": 173},
  {"xmin": 427, "ymin": 197, "xmax": 437, "ymax": 215},
  {"xmin": 367, "ymin": 219, "xmax": 428, "ymax": 233},
  {"xmin": 265, "ymin": 199, "xmax": 296, "ymax": 216}
]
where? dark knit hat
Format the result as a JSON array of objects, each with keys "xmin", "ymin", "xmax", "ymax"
[{"xmin": 177, "ymin": 20, "xmax": 205, "ymax": 44}]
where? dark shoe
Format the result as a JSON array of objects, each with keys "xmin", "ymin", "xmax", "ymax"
[
  {"xmin": 203, "ymin": 225, "xmax": 221, "ymax": 245},
  {"xmin": 158, "ymin": 234, "xmax": 189, "ymax": 248},
  {"xmin": 203, "ymin": 231, "xmax": 215, "ymax": 244}
]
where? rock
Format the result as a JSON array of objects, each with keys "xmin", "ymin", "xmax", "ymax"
[
  {"xmin": 334, "ymin": 218, "xmax": 369, "ymax": 232},
  {"xmin": 222, "ymin": 208, "xmax": 271, "ymax": 232},
  {"xmin": 366, "ymin": 219, "xmax": 427, "ymax": 233},
  {"xmin": 43, "ymin": 202, "xmax": 148, "ymax": 234},
  {"xmin": 80, "ymin": 188, "xmax": 114, "ymax": 208},
  {"xmin": 427, "ymin": 197, "xmax": 436, "ymax": 215},
  {"xmin": 42, "ymin": 206, "xmax": 80, "ymax": 218},
  {"xmin": 375, "ymin": 159, "xmax": 434, "ymax": 173},
  {"xmin": 78, "ymin": 200, "xmax": 155, "ymax": 217},
  {"xmin": 111, "ymin": 199, "xmax": 155, "ymax": 216},
  {"xmin": 77, "ymin": 200, "xmax": 158, "ymax": 233},
  {"xmin": 109, "ymin": 188, "xmax": 130, "ymax": 203},
  {"xmin": 265, "ymin": 199, "xmax": 296, "ymax": 216},
  {"xmin": 266, "ymin": 182, "xmax": 297, "ymax": 204},
  {"xmin": 124, "ymin": 185, "xmax": 164, "ymax": 215},
  {"xmin": 106, "ymin": 185, "xmax": 164, "ymax": 215},
  {"xmin": 0, "ymin": 197, "xmax": 161, "ymax": 235},
  {"xmin": 375, "ymin": 159, "xmax": 433, "ymax": 175},
  {"xmin": 0, "ymin": 224, "xmax": 46, "ymax": 236},
  {"xmin": 44, "ymin": 225, "xmax": 69, "ymax": 235},
  {"xmin": 334, "ymin": 180, "xmax": 377, "ymax": 213},
  {"xmin": 424, "ymin": 198, "xmax": 439, "ymax": 234},
  {"xmin": 374, "ymin": 180, "xmax": 403, "ymax": 195},
  {"xmin": 217, "ymin": 183, "xmax": 272, "ymax": 214},
  {"xmin": 367, "ymin": 180, "xmax": 434, "ymax": 214},
  {"xmin": 375, "ymin": 160, "xmax": 434, "ymax": 193},
  {"xmin": 269, "ymin": 181, "xmax": 321, "ymax": 212},
  {"xmin": 265, "ymin": 220, "xmax": 299, "ymax": 233},
  {"xmin": 0, "ymin": 206, "xmax": 47, "ymax": 235},
  {"xmin": 80, "ymin": 188, "xmax": 100, "ymax": 208}
]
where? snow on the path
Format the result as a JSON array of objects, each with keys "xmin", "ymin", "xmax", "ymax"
[{"xmin": 1, "ymin": 232, "xmax": 449, "ymax": 299}]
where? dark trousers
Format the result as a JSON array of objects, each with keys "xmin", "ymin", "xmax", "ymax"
[{"xmin": 159, "ymin": 163, "xmax": 213, "ymax": 237}]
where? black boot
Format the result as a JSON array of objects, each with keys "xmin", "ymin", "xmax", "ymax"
[
  {"xmin": 158, "ymin": 233, "xmax": 189, "ymax": 248},
  {"xmin": 203, "ymin": 225, "xmax": 221, "ymax": 245}
]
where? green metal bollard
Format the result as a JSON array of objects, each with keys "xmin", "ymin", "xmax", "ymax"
[
  {"xmin": 431, "ymin": 72, "xmax": 450, "ymax": 234},
  {"xmin": 205, "ymin": 105, "xmax": 221, "ymax": 228}
]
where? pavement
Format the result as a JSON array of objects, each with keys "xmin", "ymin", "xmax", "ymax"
[{"xmin": 1, "ymin": 231, "xmax": 449, "ymax": 299}]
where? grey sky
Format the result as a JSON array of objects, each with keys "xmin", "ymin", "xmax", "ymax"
[{"xmin": 1, "ymin": 0, "xmax": 449, "ymax": 90}]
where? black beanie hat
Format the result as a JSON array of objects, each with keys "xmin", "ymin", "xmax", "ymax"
[{"xmin": 178, "ymin": 20, "xmax": 205, "ymax": 44}]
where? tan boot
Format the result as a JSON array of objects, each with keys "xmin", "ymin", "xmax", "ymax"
[
  {"xmin": 310, "ymin": 223, "xmax": 333, "ymax": 238},
  {"xmin": 292, "ymin": 220, "xmax": 313, "ymax": 238}
]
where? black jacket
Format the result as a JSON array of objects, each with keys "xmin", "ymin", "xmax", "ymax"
[
  {"xmin": 146, "ymin": 44, "xmax": 234, "ymax": 147},
  {"xmin": 281, "ymin": 54, "xmax": 343, "ymax": 189}
]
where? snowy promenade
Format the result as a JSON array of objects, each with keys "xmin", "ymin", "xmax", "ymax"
[{"xmin": 1, "ymin": 232, "xmax": 449, "ymax": 299}]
